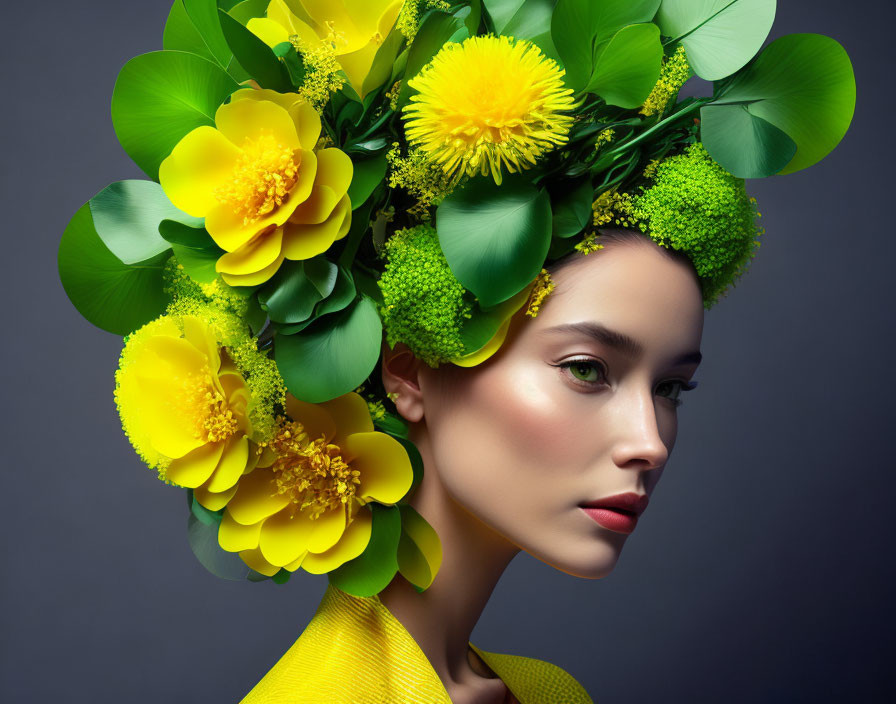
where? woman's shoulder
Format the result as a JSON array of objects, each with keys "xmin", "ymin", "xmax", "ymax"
[
  {"xmin": 239, "ymin": 585, "xmax": 453, "ymax": 703},
  {"xmin": 471, "ymin": 643, "xmax": 595, "ymax": 704}
]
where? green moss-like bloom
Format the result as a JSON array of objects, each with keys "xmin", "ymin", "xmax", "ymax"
[
  {"xmin": 625, "ymin": 142, "xmax": 762, "ymax": 308},
  {"xmin": 377, "ymin": 224, "xmax": 472, "ymax": 367}
]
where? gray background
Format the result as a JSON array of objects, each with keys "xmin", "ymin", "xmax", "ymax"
[{"xmin": 3, "ymin": 1, "xmax": 893, "ymax": 701}]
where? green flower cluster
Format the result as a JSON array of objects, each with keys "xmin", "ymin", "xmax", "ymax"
[
  {"xmin": 377, "ymin": 224, "xmax": 473, "ymax": 367},
  {"xmin": 626, "ymin": 143, "xmax": 762, "ymax": 308}
]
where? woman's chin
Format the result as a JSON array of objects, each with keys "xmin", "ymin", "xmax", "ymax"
[{"xmin": 528, "ymin": 535, "xmax": 626, "ymax": 580}]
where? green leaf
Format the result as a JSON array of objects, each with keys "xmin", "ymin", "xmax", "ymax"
[
  {"xmin": 183, "ymin": 0, "xmax": 233, "ymax": 68},
  {"xmin": 187, "ymin": 514, "xmax": 250, "ymax": 580},
  {"xmin": 275, "ymin": 295, "xmax": 383, "ymax": 402},
  {"xmin": 657, "ymin": 0, "xmax": 776, "ymax": 81},
  {"xmin": 485, "ymin": 0, "xmax": 558, "ymax": 60},
  {"xmin": 585, "ymin": 23, "xmax": 663, "ymax": 108},
  {"xmin": 158, "ymin": 218, "xmax": 216, "ymax": 249},
  {"xmin": 551, "ymin": 178, "xmax": 593, "ymax": 238},
  {"xmin": 552, "ymin": 0, "xmax": 660, "ymax": 92},
  {"xmin": 164, "ymin": 0, "xmax": 218, "ymax": 64},
  {"xmin": 228, "ymin": 0, "xmax": 269, "ymax": 24},
  {"xmin": 58, "ymin": 204, "xmax": 169, "ymax": 335},
  {"xmin": 111, "ymin": 50, "xmax": 239, "ymax": 181},
  {"xmin": 373, "ymin": 412, "xmax": 409, "ymax": 438},
  {"xmin": 399, "ymin": 10, "xmax": 468, "ymax": 108},
  {"xmin": 397, "ymin": 504, "xmax": 442, "ymax": 591},
  {"xmin": 347, "ymin": 154, "xmax": 387, "ymax": 209},
  {"xmin": 327, "ymin": 504, "xmax": 401, "ymax": 597},
  {"xmin": 700, "ymin": 104, "xmax": 796, "ymax": 178},
  {"xmin": 170, "ymin": 243, "xmax": 221, "ymax": 283},
  {"xmin": 705, "ymin": 33, "xmax": 856, "ymax": 176},
  {"xmin": 218, "ymin": 9, "xmax": 292, "ymax": 91},
  {"xmin": 89, "ymin": 180, "xmax": 193, "ymax": 265},
  {"xmin": 271, "ymin": 569, "xmax": 291, "ymax": 584},
  {"xmin": 259, "ymin": 258, "xmax": 338, "ymax": 324},
  {"xmin": 436, "ymin": 176, "xmax": 552, "ymax": 307},
  {"xmin": 314, "ymin": 265, "xmax": 356, "ymax": 318}
]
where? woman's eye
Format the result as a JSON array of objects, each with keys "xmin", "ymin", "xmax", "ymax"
[
  {"xmin": 557, "ymin": 359, "xmax": 606, "ymax": 386},
  {"xmin": 655, "ymin": 379, "xmax": 699, "ymax": 407}
]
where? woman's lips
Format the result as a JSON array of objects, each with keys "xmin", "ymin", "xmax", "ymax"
[{"xmin": 581, "ymin": 507, "xmax": 639, "ymax": 534}]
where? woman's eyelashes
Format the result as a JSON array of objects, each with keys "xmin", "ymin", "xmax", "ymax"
[{"xmin": 553, "ymin": 357, "xmax": 698, "ymax": 407}]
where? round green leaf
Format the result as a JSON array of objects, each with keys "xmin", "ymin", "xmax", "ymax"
[
  {"xmin": 58, "ymin": 204, "xmax": 169, "ymax": 335},
  {"xmin": 314, "ymin": 265, "xmax": 356, "ymax": 318},
  {"xmin": 111, "ymin": 50, "xmax": 239, "ymax": 180},
  {"xmin": 170, "ymin": 243, "xmax": 220, "ymax": 284},
  {"xmin": 552, "ymin": 0, "xmax": 661, "ymax": 92},
  {"xmin": 275, "ymin": 295, "xmax": 383, "ymax": 402},
  {"xmin": 586, "ymin": 23, "xmax": 663, "ymax": 108},
  {"xmin": 327, "ymin": 504, "xmax": 401, "ymax": 597},
  {"xmin": 658, "ymin": 0, "xmax": 776, "ymax": 81},
  {"xmin": 158, "ymin": 219, "xmax": 215, "ymax": 249},
  {"xmin": 187, "ymin": 514, "xmax": 250, "ymax": 581},
  {"xmin": 399, "ymin": 11, "xmax": 469, "ymax": 108},
  {"xmin": 708, "ymin": 33, "xmax": 856, "ymax": 176},
  {"xmin": 700, "ymin": 104, "xmax": 796, "ymax": 178},
  {"xmin": 436, "ymin": 177, "xmax": 552, "ymax": 307},
  {"xmin": 89, "ymin": 180, "xmax": 195, "ymax": 265}
]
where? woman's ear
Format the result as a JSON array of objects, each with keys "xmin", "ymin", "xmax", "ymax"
[{"xmin": 381, "ymin": 341, "xmax": 425, "ymax": 423}]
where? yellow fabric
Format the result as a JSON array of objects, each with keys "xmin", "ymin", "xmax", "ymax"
[{"xmin": 240, "ymin": 584, "xmax": 594, "ymax": 703}]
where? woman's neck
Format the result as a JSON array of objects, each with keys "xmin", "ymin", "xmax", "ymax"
[{"xmin": 378, "ymin": 429, "xmax": 521, "ymax": 702}]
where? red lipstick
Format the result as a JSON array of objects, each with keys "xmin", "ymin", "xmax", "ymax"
[{"xmin": 580, "ymin": 492, "xmax": 648, "ymax": 535}]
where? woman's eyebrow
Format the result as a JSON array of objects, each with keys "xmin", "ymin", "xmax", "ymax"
[{"xmin": 538, "ymin": 321, "xmax": 702, "ymax": 366}]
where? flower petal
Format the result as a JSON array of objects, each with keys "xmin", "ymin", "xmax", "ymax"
[
  {"xmin": 215, "ymin": 98, "xmax": 301, "ymax": 151},
  {"xmin": 245, "ymin": 17, "xmax": 291, "ymax": 48},
  {"xmin": 194, "ymin": 483, "xmax": 239, "ymax": 511},
  {"xmin": 207, "ymin": 435, "xmax": 250, "ymax": 493},
  {"xmin": 287, "ymin": 184, "xmax": 339, "ymax": 226},
  {"xmin": 239, "ymin": 547, "xmax": 280, "ymax": 576},
  {"xmin": 338, "ymin": 40, "xmax": 380, "ymax": 98},
  {"xmin": 281, "ymin": 194, "xmax": 350, "ymax": 260},
  {"xmin": 215, "ymin": 227, "xmax": 284, "ymax": 276},
  {"xmin": 306, "ymin": 505, "xmax": 347, "ymax": 553},
  {"xmin": 158, "ymin": 126, "xmax": 241, "ymax": 217},
  {"xmin": 226, "ymin": 468, "xmax": 291, "ymax": 525},
  {"xmin": 283, "ymin": 549, "xmax": 310, "ymax": 572},
  {"xmin": 315, "ymin": 148, "xmax": 354, "ymax": 199},
  {"xmin": 219, "ymin": 250, "xmax": 286, "ymax": 287},
  {"xmin": 301, "ymin": 507, "xmax": 372, "ymax": 574},
  {"xmin": 343, "ymin": 432, "xmax": 413, "ymax": 504},
  {"xmin": 166, "ymin": 440, "xmax": 225, "ymax": 489},
  {"xmin": 320, "ymin": 391, "xmax": 373, "ymax": 445},
  {"xmin": 284, "ymin": 394, "xmax": 337, "ymax": 442},
  {"xmin": 181, "ymin": 315, "xmax": 221, "ymax": 375},
  {"xmin": 218, "ymin": 510, "xmax": 264, "ymax": 552},
  {"xmin": 258, "ymin": 509, "xmax": 315, "ymax": 566}
]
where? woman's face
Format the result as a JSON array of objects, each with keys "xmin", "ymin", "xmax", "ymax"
[{"xmin": 414, "ymin": 239, "xmax": 705, "ymax": 578}]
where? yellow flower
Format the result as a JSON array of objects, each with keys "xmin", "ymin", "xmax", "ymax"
[
  {"xmin": 217, "ymin": 392, "xmax": 414, "ymax": 576},
  {"xmin": 248, "ymin": 0, "xmax": 403, "ymax": 98},
  {"xmin": 159, "ymin": 88, "xmax": 353, "ymax": 287},
  {"xmin": 403, "ymin": 35, "xmax": 576, "ymax": 185},
  {"xmin": 115, "ymin": 314, "xmax": 260, "ymax": 510}
]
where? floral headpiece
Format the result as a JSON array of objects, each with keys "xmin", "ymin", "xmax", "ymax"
[{"xmin": 58, "ymin": 0, "xmax": 855, "ymax": 595}]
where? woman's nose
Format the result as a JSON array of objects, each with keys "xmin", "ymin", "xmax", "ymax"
[{"xmin": 610, "ymin": 389, "xmax": 669, "ymax": 471}]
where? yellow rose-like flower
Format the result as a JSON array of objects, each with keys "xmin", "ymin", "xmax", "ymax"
[
  {"xmin": 217, "ymin": 392, "xmax": 414, "ymax": 576},
  {"xmin": 115, "ymin": 315, "xmax": 260, "ymax": 510},
  {"xmin": 158, "ymin": 88, "xmax": 353, "ymax": 286},
  {"xmin": 247, "ymin": 0, "xmax": 403, "ymax": 98},
  {"xmin": 403, "ymin": 35, "xmax": 576, "ymax": 185}
]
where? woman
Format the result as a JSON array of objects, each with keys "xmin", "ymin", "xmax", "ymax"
[{"xmin": 56, "ymin": 1, "xmax": 854, "ymax": 702}]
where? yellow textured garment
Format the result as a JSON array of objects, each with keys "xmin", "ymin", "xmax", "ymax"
[{"xmin": 240, "ymin": 584, "xmax": 594, "ymax": 703}]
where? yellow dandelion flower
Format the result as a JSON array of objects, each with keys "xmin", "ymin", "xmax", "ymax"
[{"xmin": 402, "ymin": 35, "xmax": 576, "ymax": 185}]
